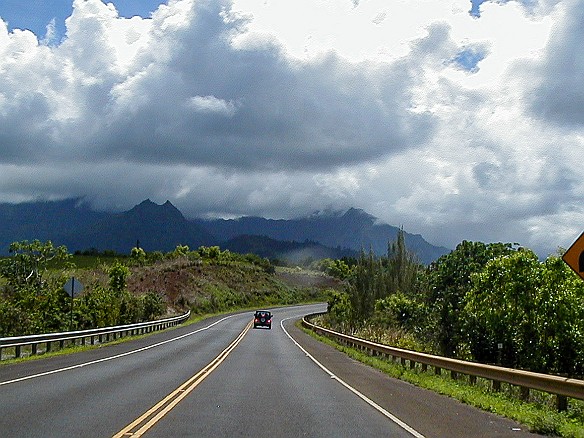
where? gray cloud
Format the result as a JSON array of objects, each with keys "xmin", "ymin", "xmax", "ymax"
[
  {"xmin": 0, "ymin": 0, "xmax": 583, "ymax": 258},
  {"xmin": 527, "ymin": 0, "xmax": 584, "ymax": 127}
]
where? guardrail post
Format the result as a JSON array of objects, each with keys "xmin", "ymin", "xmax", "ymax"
[
  {"xmin": 0, "ymin": 311, "xmax": 190, "ymax": 363},
  {"xmin": 451, "ymin": 371, "xmax": 458, "ymax": 380},
  {"xmin": 493, "ymin": 380, "xmax": 501, "ymax": 392},
  {"xmin": 301, "ymin": 312, "xmax": 584, "ymax": 408},
  {"xmin": 557, "ymin": 395, "xmax": 568, "ymax": 411}
]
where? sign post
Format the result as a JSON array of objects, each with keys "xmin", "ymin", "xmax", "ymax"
[
  {"xmin": 562, "ymin": 232, "xmax": 584, "ymax": 280},
  {"xmin": 64, "ymin": 277, "xmax": 84, "ymax": 331}
]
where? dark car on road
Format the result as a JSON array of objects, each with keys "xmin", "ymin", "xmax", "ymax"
[{"xmin": 253, "ymin": 310, "xmax": 272, "ymax": 329}]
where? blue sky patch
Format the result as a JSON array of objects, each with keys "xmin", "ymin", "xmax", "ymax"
[
  {"xmin": 0, "ymin": 0, "xmax": 164, "ymax": 44},
  {"xmin": 453, "ymin": 46, "xmax": 487, "ymax": 72}
]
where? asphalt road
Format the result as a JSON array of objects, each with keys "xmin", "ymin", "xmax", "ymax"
[{"xmin": 0, "ymin": 303, "xmax": 540, "ymax": 437}]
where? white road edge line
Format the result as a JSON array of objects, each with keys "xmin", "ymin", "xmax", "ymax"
[
  {"xmin": 280, "ymin": 316, "xmax": 426, "ymax": 438},
  {"xmin": 0, "ymin": 315, "xmax": 236, "ymax": 386}
]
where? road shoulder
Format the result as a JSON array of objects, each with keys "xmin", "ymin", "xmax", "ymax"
[{"xmin": 285, "ymin": 318, "xmax": 541, "ymax": 438}]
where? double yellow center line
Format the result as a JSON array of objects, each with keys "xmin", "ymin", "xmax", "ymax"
[{"xmin": 113, "ymin": 320, "xmax": 253, "ymax": 438}]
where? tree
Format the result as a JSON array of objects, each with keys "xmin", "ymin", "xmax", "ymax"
[
  {"xmin": 426, "ymin": 241, "xmax": 515, "ymax": 357},
  {"xmin": 0, "ymin": 240, "xmax": 72, "ymax": 334},
  {"xmin": 347, "ymin": 231, "xmax": 423, "ymax": 325},
  {"xmin": 348, "ymin": 249, "xmax": 381, "ymax": 323},
  {"xmin": 172, "ymin": 244, "xmax": 190, "ymax": 258},
  {"xmin": 387, "ymin": 227, "xmax": 420, "ymax": 295},
  {"xmin": 465, "ymin": 251, "xmax": 584, "ymax": 375},
  {"xmin": 327, "ymin": 289, "xmax": 353, "ymax": 327},
  {"xmin": 316, "ymin": 258, "xmax": 352, "ymax": 280},
  {"xmin": 374, "ymin": 292, "xmax": 422, "ymax": 331},
  {"xmin": 108, "ymin": 261, "xmax": 130, "ymax": 296},
  {"xmin": 130, "ymin": 247, "xmax": 147, "ymax": 265},
  {"xmin": 0, "ymin": 240, "xmax": 71, "ymax": 290}
]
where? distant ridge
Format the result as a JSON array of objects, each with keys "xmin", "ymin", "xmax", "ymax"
[
  {"xmin": 196, "ymin": 207, "xmax": 450, "ymax": 264},
  {"xmin": 0, "ymin": 199, "xmax": 450, "ymax": 263},
  {"xmin": 59, "ymin": 199, "xmax": 215, "ymax": 253}
]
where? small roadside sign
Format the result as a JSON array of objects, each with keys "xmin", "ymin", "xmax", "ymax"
[
  {"xmin": 64, "ymin": 277, "xmax": 84, "ymax": 297},
  {"xmin": 562, "ymin": 232, "xmax": 584, "ymax": 280}
]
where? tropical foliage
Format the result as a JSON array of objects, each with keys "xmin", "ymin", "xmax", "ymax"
[
  {"xmin": 0, "ymin": 242, "xmax": 168, "ymax": 336},
  {"xmin": 324, "ymin": 233, "xmax": 584, "ymax": 379},
  {"xmin": 0, "ymin": 241, "xmax": 324, "ymax": 337}
]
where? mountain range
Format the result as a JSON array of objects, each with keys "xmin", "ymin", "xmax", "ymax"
[{"xmin": 0, "ymin": 199, "xmax": 450, "ymax": 264}]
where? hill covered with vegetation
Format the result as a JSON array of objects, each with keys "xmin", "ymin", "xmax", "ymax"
[{"xmin": 0, "ymin": 240, "xmax": 340, "ymax": 337}]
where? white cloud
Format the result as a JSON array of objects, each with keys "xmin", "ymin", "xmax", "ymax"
[
  {"xmin": 0, "ymin": 0, "xmax": 583, "ymax": 257},
  {"xmin": 188, "ymin": 95, "xmax": 238, "ymax": 115}
]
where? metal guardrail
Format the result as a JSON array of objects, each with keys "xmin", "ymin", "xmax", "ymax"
[
  {"xmin": 302, "ymin": 312, "xmax": 584, "ymax": 410},
  {"xmin": 0, "ymin": 311, "xmax": 191, "ymax": 361}
]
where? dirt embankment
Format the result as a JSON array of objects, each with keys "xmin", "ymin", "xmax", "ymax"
[{"xmin": 124, "ymin": 259, "xmax": 343, "ymax": 314}]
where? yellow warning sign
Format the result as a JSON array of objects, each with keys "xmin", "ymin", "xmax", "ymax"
[{"xmin": 563, "ymin": 232, "xmax": 584, "ymax": 280}]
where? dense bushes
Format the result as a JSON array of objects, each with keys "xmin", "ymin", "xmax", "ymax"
[
  {"xmin": 325, "ymin": 236, "xmax": 584, "ymax": 378},
  {"xmin": 0, "ymin": 241, "xmax": 313, "ymax": 337},
  {"xmin": 465, "ymin": 250, "xmax": 584, "ymax": 375},
  {"xmin": 0, "ymin": 241, "xmax": 167, "ymax": 336},
  {"xmin": 0, "ymin": 240, "xmax": 72, "ymax": 335}
]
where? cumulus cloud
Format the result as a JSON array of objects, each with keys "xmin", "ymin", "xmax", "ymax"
[{"xmin": 0, "ymin": 0, "xmax": 583, "ymax": 257}]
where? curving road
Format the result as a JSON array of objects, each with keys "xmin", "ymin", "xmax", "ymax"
[{"xmin": 0, "ymin": 304, "xmax": 539, "ymax": 437}]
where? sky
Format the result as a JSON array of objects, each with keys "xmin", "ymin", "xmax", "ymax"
[{"xmin": 0, "ymin": 0, "xmax": 582, "ymax": 258}]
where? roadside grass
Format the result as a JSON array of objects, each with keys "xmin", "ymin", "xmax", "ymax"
[{"xmin": 300, "ymin": 324, "xmax": 584, "ymax": 438}]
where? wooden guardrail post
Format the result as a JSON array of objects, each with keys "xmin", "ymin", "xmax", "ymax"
[
  {"xmin": 557, "ymin": 395, "xmax": 568, "ymax": 411},
  {"xmin": 493, "ymin": 380, "xmax": 501, "ymax": 392},
  {"xmin": 301, "ymin": 312, "xmax": 584, "ymax": 412}
]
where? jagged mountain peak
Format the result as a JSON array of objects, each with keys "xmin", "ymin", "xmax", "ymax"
[
  {"xmin": 126, "ymin": 199, "xmax": 185, "ymax": 222},
  {"xmin": 341, "ymin": 207, "xmax": 375, "ymax": 222},
  {"xmin": 0, "ymin": 198, "xmax": 450, "ymax": 262}
]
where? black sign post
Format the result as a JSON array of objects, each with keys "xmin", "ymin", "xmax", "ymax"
[{"xmin": 64, "ymin": 277, "xmax": 84, "ymax": 331}]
